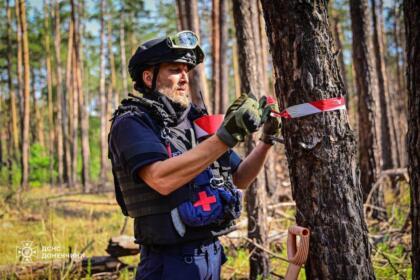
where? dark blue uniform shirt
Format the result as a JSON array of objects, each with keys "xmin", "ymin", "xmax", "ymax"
[{"xmin": 110, "ymin": 115, "xmax": 242, "ymax": 185}]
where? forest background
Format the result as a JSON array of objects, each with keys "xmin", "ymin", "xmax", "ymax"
[{"xmin": 0, "ymin": 0, "xmax": 417, "ymax": 279}]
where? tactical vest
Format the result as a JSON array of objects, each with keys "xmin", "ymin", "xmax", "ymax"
[{"xmin": 108, "ymin": 94, "xmax": 241, "ymax": 245}]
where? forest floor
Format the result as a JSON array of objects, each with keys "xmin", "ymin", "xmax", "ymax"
[{"xmin": 0, "ymin": 180, "xmax": 412, "ymax": 280}]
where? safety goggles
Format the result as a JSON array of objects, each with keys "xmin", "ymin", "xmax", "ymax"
[{"xmin": 167, "ymin": 31, "xmax": 200, "ymax": 49}]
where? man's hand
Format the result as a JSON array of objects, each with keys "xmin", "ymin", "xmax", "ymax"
[
  {"xmin": 217, "ymin": 93, "xmax": 261, "ymax": 147},
  {"xmin": 259, "ymin": 96, "xmax": 281, "ymax": 145}
]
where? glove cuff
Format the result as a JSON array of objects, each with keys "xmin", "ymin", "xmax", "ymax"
[
  {"xmin": 260, "ymin": 133, "xmax": 275, "ymax": 145},
  {"xmin": 216, "ymin": 126, "xmax": 238, "ymax": 148}
]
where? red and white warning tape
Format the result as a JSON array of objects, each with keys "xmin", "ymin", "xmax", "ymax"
[{"xmin": 270, "ymin": 97, "xmax": 346, "ymax": 119}]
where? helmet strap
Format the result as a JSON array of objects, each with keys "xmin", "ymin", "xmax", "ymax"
[{"xmin": 151, "ymin": 64, "xmax": 160, "ymax": 92}]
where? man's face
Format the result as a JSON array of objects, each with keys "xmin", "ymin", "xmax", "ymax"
[{"xmin": 143, "ymin": 62, "xmax": 190, "ymax": 108}]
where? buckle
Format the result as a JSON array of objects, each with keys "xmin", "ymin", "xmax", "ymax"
[{"xmin": 210, "ymin": 177, "xmax": 224, "ymax": 188}]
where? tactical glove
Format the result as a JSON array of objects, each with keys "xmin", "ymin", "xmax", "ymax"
[
  {"xmin": 217, "ymin": 93, "xmax": 261, "ymax": 147},
  {"xmin": 259, "ymin": 96, "xmax": 281, "ymax": 145}
]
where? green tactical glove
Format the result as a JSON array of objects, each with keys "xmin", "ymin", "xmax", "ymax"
[
  {"xmin": 259, "ymin": 96, "xmax": 281, "ymax": 145},
  {"xmin": 217, "ymin": 93, "xmax": 262, "ymax": 147}
]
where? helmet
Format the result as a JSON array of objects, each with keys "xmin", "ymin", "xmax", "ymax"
[{"xmin": 128, "ymin": 30, "xmax": 205, "ymax": 88}]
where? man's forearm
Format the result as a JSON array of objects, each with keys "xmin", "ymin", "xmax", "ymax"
[
  {"xmin": 139, "ymin": 135, "xmax": 229, "ymax": 195},
  {"xmin": 233, "ymin": 141, "xmax": 272, "ymax": 189}
]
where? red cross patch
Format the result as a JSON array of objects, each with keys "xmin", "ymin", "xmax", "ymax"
[{"xmin": 193, "ymin": 191, "xmax": 216, "ymax": 212}]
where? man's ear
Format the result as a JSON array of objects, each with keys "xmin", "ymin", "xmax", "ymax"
[{"xmin": 142, "ymin": 69, "xmax": 153, "ymax": 88}]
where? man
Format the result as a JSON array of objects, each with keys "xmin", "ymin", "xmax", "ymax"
[{"xmin": 108, "ymin": 31, "xmax": 280, "ymax": 280}]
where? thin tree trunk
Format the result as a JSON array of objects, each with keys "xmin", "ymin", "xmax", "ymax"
[
  {"xmin": 44, "ymin": 0, "xmax": 55, "ymax": 186},
  {"xmin": 18, "ymin": 0, "xmax": 31, "ymax": 191},
  {"xmin": 232, "ymin": 1, "xmax": 269, "ymax": 278},
  {"xmin": 15, "ymin": 0, "xmax": 24, "ymax": 118},
  {"xmin": 6, "ymin": 0, "xmax": 19, "ymax": 159},
  {"xmin": 218, "ymin": 0, "xmax": 228, "ymax": 113},
  {"xmin": 403, "ymin": 0, "xmax": 420, "ymax": 277},
  {"xmin": 107, "ymin": 20, "xmax": 118, "ymax": 111},
  {"xmin": 54, "ymin": 0, "xmax": 64, "ymax": 187},
  {"xmin": 261, "ymin": 1, "xmax": 375, "ymax": 278},
  {"xmin": 211, "ymin": 0, "xmax": 220, "ymax": 114},
  {"xmin": 350, "ymin": 0, "xmax": 386, "ymax": 220},
  {"xmin": 258, "ymin": 1, "xmax": 270, "ymax": 96},
  {"xmin": 32, "ymin": 73, "xmax": 46, "ymax": 147},
  {"xmin": 119, "ymin": 10, "xmax": 128, "ymax": 96},
  {"xmin": 393, "ymin": 2, "xmax": 408, "ymax": 168},
  {"xmin": 72, "ymin": 0, "xmax": 90, "ymax": 191},
  {"xmin": 99, "ymin": 0, "xmax": 108, "ymax": 184},
  {"xmin": 371, "ymin": 0, "xmax": 397, "ymax": 170},
  {"xmin": 65, "ymin": 19, "xmax": 74, "ymax": 187},
  {"xmin": 232, "ymin": 41, "xmax": 241, "ymax": 98}
]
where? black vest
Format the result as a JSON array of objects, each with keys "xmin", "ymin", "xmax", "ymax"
[{"xmin": 108, "ymin": 94, "xmax": 239, "ymax": 245}]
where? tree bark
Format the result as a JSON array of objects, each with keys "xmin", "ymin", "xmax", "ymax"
[
  {"xmin": 350, "ymin": 0, "xmax": 386, "ymax": 220},
  {"xmin": 18, "ymin": 0, "xmax": 31, "ymax": 190},
  {"xmin": 371, "ymin": 0, "xmax": 397, "ymax": 170},
  {"xmin": 74, "ymin": 0, "xmax": 90, "ymax": 192},
  {"xmin": 44, "ymin": 0, "xmax": 55, "ymax": 186},
  {"xmin": 65, "ymin": 18, "xmax": 74, "ymax": 187},
  {"xmin": 15, "ymin": 0, "xmax": 24, "ymax": 118},
  {"xmin": 107, "ymin": 20, "xmax": 118, "ymax": 111},
  {"xmin": 54, "ymin": 0, "xmax": 64, "ymax": 188},
  {"xmin": 119, "ymin": 10, "xmax": 128, "ymax": 96},
  {"xmin": 260, "ymin": 1, "xmax": 375, "ymax": 278},
  {"xmin": 99, "ymin": 0, "xmax": 108, "ymax": 184},
  {"xmin": 6, "ymin": 0, "xmax": 19, "ymax": 160},
  {"xmin": 218, "ymin": 0, "xmax": 228, "ymax": 113},
  {"xmin": 211, "ymin": 0, "xmax": 220, "ymax": 113},
  {"xmin": 232, "ymin": 41, "xmax": 241, "ymax": 98},
  {"xmin": 393, "ymin": 2, "xmax": 408, "ymax": 168},
  {"xmin": 403, "ymin": 0, "xmax": 420, "ymax": 277},
  {"xmin": 232, "ymin": 1, "xmax": 270, "ymax": 278}
]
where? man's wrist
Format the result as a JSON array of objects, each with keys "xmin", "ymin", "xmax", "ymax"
[{"xmin": 259, "ymin": 133, "xmax": 275, "ymax": 146}]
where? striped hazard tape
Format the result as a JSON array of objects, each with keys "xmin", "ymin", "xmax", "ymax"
[{"xmin": 270, "ymin": 97, "xmax": 346, "ymax": 119}]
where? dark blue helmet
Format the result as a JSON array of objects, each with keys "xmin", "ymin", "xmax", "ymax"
[{"xmin": 128, "ymin": 31, "xmax": 205, "ymax": 87}]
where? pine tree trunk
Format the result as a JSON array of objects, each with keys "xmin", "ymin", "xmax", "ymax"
[
  {"xmin": 403, "ymin": 0, "xmax": 420, "ymax": 277},
  {"xmin": 99, "ymin": 0, "xmax": 108, "ymax": 184},
  {"xmin": 260, "ymin": 1, "xmax": 375, "ymax": 278},
  {"xmin": 371, "ymin": 0, "xmax": 397, "ymax": 170},
  {"xmin": 119, "ymin": 10, "xmax": 128, "ymax": 96},
  {"xmin": 44, "ymin": 0, "xmax": 55, "ymax": 186},
  {"xmin": 232, "ymin": 41, "xmax": 241, "ymax": 98},
  {"xmin": 232, "ymin": 1, "xmax": 270, "ymax": 278},
  {"xmin": 211, "ymin": 0, "xmax": 220, "ymax": 114},
  {"xmin": 54, "ymin": 0, "xmax": 64, "ymax": 187},
  {"xmin": 18, "ymin": 0, "xmax": 31, "ymax": 191},
  {"xmin": 257, "ymin": 1, "xmax": 270, "ymax": 96},
  {"xmin": 71, "ymin": 0, "xmax": 90, "ymax": 192},
  {"xmin": 65, "ymin": 19, "xmax": 74, "ymax": 187},
  {"xmin": 32, "ymin": 75, "xmax": 45, "ymax": 147},
  {"xmin": 15, "ymin": 0, "xmax": 24, "ymax": 118},
  {"xmin": 107, "ymin": 20, "xmax": 118, "ymax": 111},
  {"xmin": 350, "ymin": 0, "xmax": 386, "ymax": 220},
  {"xmin": 393, "ymin": 2, "xmax": 408, "ymax": 168},
  {"xmin": 6, "ymin": 0, "xmax": 19, "ymax": 160},
  {"xmin": 218, "ymin": 0, "xmax": 228, "ymax": 113},
  {"xmin": 70, "ymin": 0, "xmax": 80, "ymax": 187}
]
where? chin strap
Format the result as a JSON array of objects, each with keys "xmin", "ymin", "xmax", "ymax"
[{"xmin": 151, "ymin": 65, "xmax": 160, "ymax": 92}]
